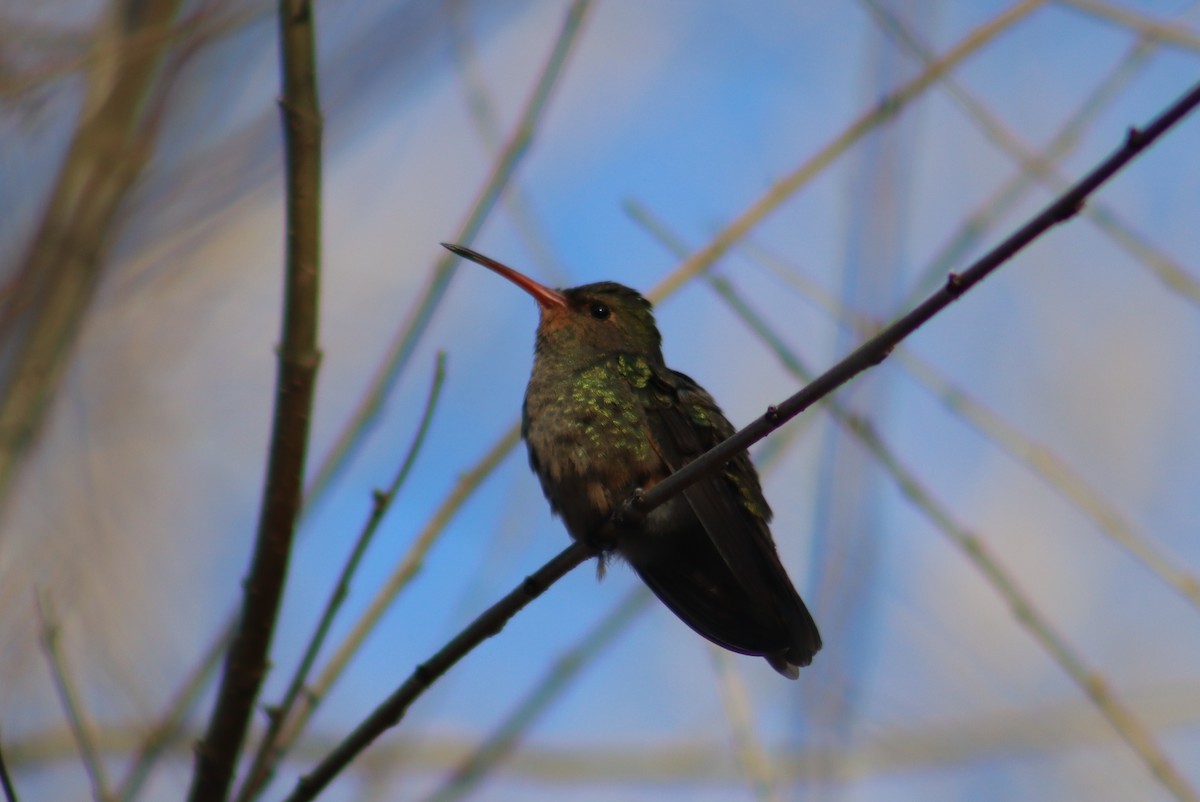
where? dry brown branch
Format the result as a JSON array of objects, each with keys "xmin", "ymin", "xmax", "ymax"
[
  {"xmin": 185, "ymin": 0, "xmax": 323, "ymax": 797},
  {"xmin": 0, "ymin": 0, "xmax": 186, "ymax": 517}
]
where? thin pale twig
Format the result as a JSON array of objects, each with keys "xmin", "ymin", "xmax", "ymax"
[
  {"xmin": 114, "ymin": 627, "xmax": 230, "ymax": 801},
  {"xmin": 741, "ymin": 232, "xmax": 1200, "ymax": 614},
  {"xmin": 0, "ymin": 731, "xmax": 17, "ymax": 802},
  {"xmin": 648, "ymin": 0, "xmax": 1047, "ymax": 302},
  {"xmin": 709, "ymin": 649, "xmax": 781, "ymax": 802},
  {"xmin": 447, "ymin": 2, "xmax": 567, "ymax": 284},
  {"xmin": 35, "ymin": 591, "xmax": 115, "ymax": 802},
  {"xmin": 862, "ymin": 0, "xmax": 1200, "ymax": 307},
  {"xmin": 904, "ymin": 35, "xmax": 1156, "ymax": 301},
  {"xmin": 283, "ymin": 542, "xmax": 594, "ymax": 802},
  {"xmin": 268, "ymin": 422, "xmax": 523, "ymax": 768},
  {"xmin": 236, "ymin": 354, "xmax": 448, "ymax": 802},
  {"xmin": 425, "ymin": 589, "xmax": 652, "ymax": 802},
  {"xmin": 303, "ymin": 0, "xmax": 594, "ymax": 506},
  {"xmin": 703, "ymin": 271, "xmax": 1198, "ymax": 802},
  {"xmin": 1057, "ymin": 0, "xmax": 1200, "ymax": 51}
]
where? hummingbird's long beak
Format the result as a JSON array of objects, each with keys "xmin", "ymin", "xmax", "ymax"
[{"xmin": 442, "ymin": 243, "xmax": 568, "ymax": 310}]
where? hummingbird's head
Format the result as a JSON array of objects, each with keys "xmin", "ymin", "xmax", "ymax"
[{"xmin": 443, "ymin": 244, "xmax": 664, "ymax": 364}]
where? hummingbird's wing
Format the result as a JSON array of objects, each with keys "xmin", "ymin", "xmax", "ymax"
[{"xmin": 634, "ymin": 367, "xmax": 821, "ymax": 673}]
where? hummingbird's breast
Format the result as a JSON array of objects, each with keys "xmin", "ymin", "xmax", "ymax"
[{"xmin": 522, "ymin": 354, "xmax": 668, "ymax": 539}]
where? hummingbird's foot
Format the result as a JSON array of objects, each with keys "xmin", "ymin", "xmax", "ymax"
[
  {"xmin": 611, "ymin": 487, "xmax": 646, "ymax": 527},
  {"xmin": 581, "ymin": 525, "xmax": 620, "ymax": 554}
]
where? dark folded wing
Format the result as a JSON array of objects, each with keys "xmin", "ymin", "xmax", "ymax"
[{"xmin": 643, "ymin": 367, "xmax": 821, "ymax": 663}]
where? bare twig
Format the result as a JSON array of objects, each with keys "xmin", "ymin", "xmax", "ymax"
[
  {"xmin": 171, "ymin": 5, "xmax": 594, "ymax": 772},
  {"xmin": 236, "ymin": 354, "xmax": 448, "ymax": 802},
  {"xmin": 863, "ymin": 0, "xmax": 1200, "ymax": 307},
  {"xmin": 447, "ymin": 2, "xmax": 567, "ymax": 283},
  {"xmin": 186, "ymin": 0, "xmax": 323, "ymax": 798},
  {"xmin": 904, "ymin": 35, "xmax": 1155, "ymax": 300},
  {"xmin": 0, "ymin": 731, "xmax": 20, "ymax": 802},
  {"xmin": 286, "ymin": 75, "xmax": 1200, "ymax": 802},
  {"xmin": 424, "ymin": 419, "xmax": 814, "ymax": 802},
  {"xmin": 733, "ymin": 225, "xmax": 1200, "ymax": 614},
  {"xmin": 425, "ymin": 589, "xmax": 652, "ymax": 802},
  {"xmin": 303, "ymin": 0, "xmax": 593, "ymax": 505},
  {"xmin": 648, "ymin": 0, "xmax": 1045, "ymax": 302},
  {"xmin": 638, "ymin": 195, "xmax": 1200, "ymax": 797},
  {"xmin": 283, "ymin": 542, "xmax": 594, "ymax": 802},
  {"xmin": 115, "ymin": 627, "xmax": 230, "ymax": 801},
  {"xmin": 628, "ymin": 78, "xmax": 1200, "ymax": 522},
  {"xmin": 1057, "ymin": 0, "xmax": 1200, "ymax": 51},
  {"xmin": 268, "ymin": 422, "xmax": 523, "ymax": 769},
  {"xmin": 709, "ymin": 650, "xmax": 780, "ymax": 802},
  {"xmin": 35, "ymin": 591, "xmax": 114, "ymax": 802},
  {"xmin": 704, "ymin": 272, "xmax": 1197, "ymax": 802}
]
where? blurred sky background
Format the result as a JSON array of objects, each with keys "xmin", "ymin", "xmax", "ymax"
[{"xmin": 2, "ymin": 1, "xmax": 1199, "ymax": 800}]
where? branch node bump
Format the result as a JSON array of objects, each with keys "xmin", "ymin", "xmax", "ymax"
[
  {"xmin": 945, "ymin": 272, "xmax": 964, "ymax": 297},
  {"xmin": 413, "ymin": 663, "xmax": 435, "ymax": 685},
  {"xmin": 522, "ymin": 574, "xmax": 547, "ymax": 597}
]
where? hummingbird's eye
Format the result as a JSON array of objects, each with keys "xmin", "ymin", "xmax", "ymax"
[{"xmin": 588, "ymin": 302, "xmax": 611, "ymax": 320}]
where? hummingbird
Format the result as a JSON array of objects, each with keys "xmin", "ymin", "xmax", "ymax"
[{"xmin": 444, "ymin": 243, "xmax": 821, "ymax": 678}]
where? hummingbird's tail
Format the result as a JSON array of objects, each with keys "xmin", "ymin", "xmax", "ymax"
[{"xmin": 630, "ymin": 532, "xmax": 821, "ymax": 679}]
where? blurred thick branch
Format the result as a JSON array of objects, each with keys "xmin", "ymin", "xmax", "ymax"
[
  {"xmin": 186, "ymin": 0, "xmax": 323, "ymax": 799},
  {"xmin": 0, "ymin": 0, "xmax": 185, "ymax": 517}
]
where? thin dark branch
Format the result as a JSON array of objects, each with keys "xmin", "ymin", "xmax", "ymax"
[
  {"xmin": 185, "ymin": 0, "xmax": 323, "ymax": 798},
  {"xmin": 283, "ymin": 542, "xmax": 593, "ymax": 802},
  {"xmin": 236, "ymin": 354, "xmax": 448, "ymax": 802},
  {"xmin": 280, "ymin": 77, "xmax": 1200, "ymax": 802},
  {"xmin": 427, "ymin": 589, "xmax": 652, "ymax": 802},
  {"xmin": 625, "ymin": 78, "xmax": 1200, "ymax": 523},
  {"xmin": 35, "ymin": 591, "xmax": 114, "ymax": 802},
  {"xmin": 0, "ymin": 732, "xmax": 20, "ymax": 802}
]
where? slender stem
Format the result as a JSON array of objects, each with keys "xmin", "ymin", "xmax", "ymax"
[
  {"xmin": 302, "ymin": 0, "xmax": 593, "ymax": 506},
  {"xmin": 862, "ymin": 0, "xmax": 1200, "ymax": 307},
  {"xmin": 115, "ymin": 627, "xmax": 231, "ymax": 801},
  {"xmin": 426, "ymin": 589, "xmax": 652, "ymax": 802},
  {"xmin": 35, "ymin": 591, "xmax": 114, "ymax": 802},
  {"xmin": 267, "ymin": 423, "xmax": 523, "ymax": 771},
  {"xmin": 646, "ymin": 0, "xmax": 1045, "ymax": 302},
  {"xmin": 236, "ymin": 355, "xmax": 447, "ymax": 802},
  {"xmin": 902, "ymin": 34, "xmax": 1155, "ymax": 301},
  {"xmin": 710, "ymin": 649, "xmax": 780, "ymax": 802},
  {"xmin": 283, "ymin": 542, "xmax": 593, "ymax": 802},
  {"xmin": 1057, "ymin": 0, "xmax": 1200, "ymax": 51},
  {"xmin": 628, "ymin": 78, "xmax": 1200, "ymax": 523},
  {"xmin": 0, "ymin": 731, "xmax": 17, "ymax": 802},
  {"xmin": 697, "ymin": 242, "xmax": 1199, "ymax": 802},
  {"xmin": 186, "ymin": 0, "xmax": 323, "ymax": 798}
]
